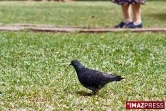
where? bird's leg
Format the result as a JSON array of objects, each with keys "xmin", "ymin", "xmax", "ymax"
[{"xmin": 92, "ymin": 90, "xmax": 98, "ymax": 95}]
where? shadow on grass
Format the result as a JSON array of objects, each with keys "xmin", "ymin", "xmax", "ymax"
[
  {"xmin": 147, "ymin": 13, "xmax": 166, "ymax": 21},
  {"xmin": 76, "ymin": 91, "xmax": 95, "ymax": 96}
]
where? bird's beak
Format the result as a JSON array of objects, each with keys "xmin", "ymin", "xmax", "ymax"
[{"xmin": 69, "ymin": 63, "xmax": 71, "ymax": 66}]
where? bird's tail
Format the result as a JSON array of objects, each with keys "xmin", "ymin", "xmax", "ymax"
[{"xmin": 114, "ymin": 76, "xmax": 124, "ymax": 81}]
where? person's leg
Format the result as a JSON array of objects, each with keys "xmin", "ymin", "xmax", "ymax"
[
  {"xmin": 125, "ymin": 3, "xmax": 143, "ymax": 28},
  {"xmin": 121, "ymin": 4, "xmax": 132, "ymax": 24},
  {"xmin": 114, "ymin": 4, "xmax": 132, "ymax": 28},
  {"xmin": 132, "ymin": 4, "xmax": 142, "ymax": 25}
]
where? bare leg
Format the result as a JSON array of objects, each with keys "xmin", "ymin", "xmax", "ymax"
[
  {"xmin": 114, "ymin": 4, "xmax": 132, "ymax": 28},
  {"xmin": 121, "ymin": 5, "xmax": 132, "ymax": 24},
  {"xmin": 132, "ymin": 4, "xmax": 142, "ymax": 25}
]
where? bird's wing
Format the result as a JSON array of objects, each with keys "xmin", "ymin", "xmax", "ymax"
[
  {"xmin": 78, "ymin": 68, "xmax": 101, "ymax": 87},
  {"xmin": 79, "ymin": 68, "xmax": 111, "ymax": 86},
  {"xmin": 86, "ymin": 69, "xmax": 120, "ymax": 85}
]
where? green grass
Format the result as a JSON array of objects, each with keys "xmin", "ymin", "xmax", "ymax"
[
  {"xmin": 0, "ymin": 1, "xmax": 166, "ymax": 110},
  {"xmin": 0, "ymin": 32, "xmax": 166, "ymax": 110},
  {"xmin": 0, "ymin": 1, "xmax": 166, "ymax": 27}
]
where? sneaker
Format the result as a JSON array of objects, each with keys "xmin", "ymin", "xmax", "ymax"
[
  {"xmin": 114, "ymin": 21, "xmax": 127, "ymax": 28},
  {"xmin": 125, "ymin": 22, "xmax": 143, "ymax": 28}
]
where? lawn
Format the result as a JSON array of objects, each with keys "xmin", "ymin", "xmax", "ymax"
[
  {"xmin": 0, "ymin": 32, "xmax": 166, "ymax": 110},
  {"xmin": 0, "ymin": 1, "xmax": 166, "ymax": 111},
  {"xmin": 0, "ymin": 1, "xmax": 166, "ymax": 27}
]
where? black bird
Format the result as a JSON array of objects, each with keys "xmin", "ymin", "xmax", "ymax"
[{"xmin": 70, "ymin": 60, "xmax": 124, "ymax": 94}]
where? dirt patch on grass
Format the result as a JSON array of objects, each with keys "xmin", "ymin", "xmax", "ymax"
[{"xmin": 0, "ymin": 24, "xmax": 166, "ymax": 33}]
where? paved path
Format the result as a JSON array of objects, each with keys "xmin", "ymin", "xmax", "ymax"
[{"xmin": 0, "ymin": 24, "xmax": 166, "ymax": 33}]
